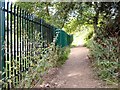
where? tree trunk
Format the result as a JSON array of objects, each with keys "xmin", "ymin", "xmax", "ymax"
[
  {"xmin": 46, "ymin": 3, "xmax": 50, "ymax": 16},
  {"xmin": 93, "ymin": 2, "xmax": 99, "ymax": 34}
]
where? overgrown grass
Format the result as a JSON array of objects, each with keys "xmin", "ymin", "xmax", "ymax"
[
  {"xmin": 55, "ymin": 47, "xmax": 70, "ymax": 67},
  {"xmin": 87, "ymin": 37, "xmax": 119, "ymax": 85}
]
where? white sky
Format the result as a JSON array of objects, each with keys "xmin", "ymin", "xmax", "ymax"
[
  {"xmin": 5, "ymin": 0, "xmax": 17, "ymax": 2},
  {"xmin": 4, "ymin": 0, "xmax": 16, "ymax": 10}
]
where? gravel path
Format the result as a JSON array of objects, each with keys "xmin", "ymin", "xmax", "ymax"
[{"xmin": 36, "ymin": 46, "xmax": 117, "ymax": 88}]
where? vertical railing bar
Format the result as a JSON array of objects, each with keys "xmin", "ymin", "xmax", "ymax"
[
  {"xmin": 40, "ymin": 19, "xmax": 43, "ymax": 39},
  {"xmin": 4, "ymin": 2, "xmax": 7, "ymax": 88},
  {"xmin": 16, "ymin": 6, "xmax": 19, "ymax": 85},
  {"xmin": 3, "ymin": 4, "xmax": 6, "ymax": 88},
  {"xmin": 6, "ymin": 2, "xmax": 10, "ymax": 88},
  {"xmin": 26, "ymin": 12, "xmax": 28, "ymax": 70},
  {"xmin": 23, "ymin": 10, "xmax": 25, "ymax": 71},
  {"xmin": 31, "ymin": 15, "xmax": 33, "ymax": 67},
  {"xmin": 22, "ymin": 10, "xmax": 24, "ymax": 72},
  {"xmin": 39, "ymin": 19, "xmax": 42, "ymax": 52},
  {"xmin": 29, "ymin": 15, "xmax": 31, "ymax": 66},
  {"xmin": 19, "ymin": 8, "xmax": 22, "ymax": 80},
  {"xmin": 0, "ymin": 1, "xmax": 1, "ymax": 88},
  {"xmin": 28, "ymin": 14, "xmax": 30, "ymax": 68},
  {"xmin": 23, "ymin": 11, "xmax": 25, "ymax": 71},
  {"xmin": 40, "ymin": 19, "xmax": 44, "ymax": 48},
  {"xmin": 33, "ymin": 17, "xmax": 35, "ymax": 58},
  {"xmin": 10, "ymin": 3, "xmax": 13, "ymax": 88},
  {"xmin": 13, "ymin": 4, "xmax": 16, "ymax": 86},
  {"xmin": 24, "ymin": 11, "xmax": 26, "ymax": 70},
  {"xmin": 28, "ymin": 14, "xmax": 30, "ymax": 67},
  {"xmin": 39, "ymin": 20, "xmax": 41, "ymax": 40}
]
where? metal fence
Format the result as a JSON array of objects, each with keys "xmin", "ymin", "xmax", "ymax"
[
  {"xmin": 0, "ymin": 2, "xmax": 57, "ymax": 88},
  {"xmin": 0, "ymin": 1, "xmax": 73, "ymax": 89}
]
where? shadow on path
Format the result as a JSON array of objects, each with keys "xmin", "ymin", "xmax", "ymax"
[{"xmin": 36, "ymin": 46, "xmax": 117, "ymax": 88}]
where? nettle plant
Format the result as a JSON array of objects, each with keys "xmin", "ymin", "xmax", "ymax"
[
  {"xmin": 2, "ymin": 30, "xmax": 70, "ymax": 88},
  {"xmin": 89, "ymin": 36, "xmax": 119, "ymax": 85},
  {"xmin": 16, "ymin": 31, "xmax": 60, "ymax": 88}
]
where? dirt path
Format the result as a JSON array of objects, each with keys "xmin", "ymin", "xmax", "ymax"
[{"xmin": 36, "ymin": 46, "xmax": 116, "ymax": 88}]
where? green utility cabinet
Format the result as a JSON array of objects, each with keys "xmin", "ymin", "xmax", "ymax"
[{"xmin": 55, "ymin": 29, "xmax": 73, "ymax": 47}]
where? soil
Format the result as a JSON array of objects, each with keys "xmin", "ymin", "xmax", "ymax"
[{"xmin": 35, "ymin": 46, "xmax": 118, "ymax": 88}]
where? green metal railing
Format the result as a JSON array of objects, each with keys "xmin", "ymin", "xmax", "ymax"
[
  {"xmin": 0, "ymin": 2, "xmax": 73, "ymax": 89},
  {"xmin": 0, "ymin": 2, "xmax": 57, "ymax": 88}
]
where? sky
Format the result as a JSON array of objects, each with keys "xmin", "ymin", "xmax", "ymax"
[
  {"xmin": 5, "ymin": 0, "xmax": 17, "ymax": 2},
  {"xmin": 4, "ymin": 0, "xmax": 16, "ymax": 10}
]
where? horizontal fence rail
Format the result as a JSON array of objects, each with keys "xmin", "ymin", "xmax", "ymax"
[{"xmin": 0, "ymin": 2, "xmax": 73, "ymax": 89}]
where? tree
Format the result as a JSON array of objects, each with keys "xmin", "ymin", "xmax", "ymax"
[{"xmin": 16, "ymin": 2, "xmax": 120, "ymax": 36}]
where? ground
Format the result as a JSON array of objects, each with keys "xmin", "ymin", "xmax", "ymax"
[{"xmin": 35, "ymin": 46, "xmax": 117, "ymax": 88}]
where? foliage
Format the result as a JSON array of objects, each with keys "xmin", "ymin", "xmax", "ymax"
[
  {"xmin": 83, "ymin": 2, "xmax": 120, "ymax": 85},
  {"xmin": 88, "ymin": 36, "xmax": 119, "ymax": 85},
  {"xmin": 55, "ymin": 47, "xmax": 70, "ymax": 67},
  {"xmin": 70, "ymin": 24, "xmax": 94, "ymax": 46},
  {"xmin": 84, "ymin": 38, "xmax": 93, "ymax": 48},
  {"xmin": 16, "ymin": 2, "xmax": 76, "ymax": 28},
  {"xmin": 84, "ymin": 30, "xmax": 93, "ymax": 42},
  {"xmin": 83, "ymin": 27, "xmax": 94, "ymax": 48},
  {"xmin": 63, "ymin": 19, "xmax": 80, "ymax": 34},
  {"xmin": 14, "ymin": 1, "xmax": 120, "ymax": 86},
  {"xmin": 14, "ymin": 32, "xmax": 70, "ymax": 88}
]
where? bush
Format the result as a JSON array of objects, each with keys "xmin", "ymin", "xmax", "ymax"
[
  {"xmin": 14, "ymin": 32, "xmax": 70, "ymax": 88},
  {"xmin": 55, "ymin": 47, "xmax": 70, "ymax": 67},
  {"xmin": 84, "ymin": 30, "xmax": 93, "ymax": 42},
  {"xmin": 88, "ymin": 37, "xmax": 119, "ymax": 85},
  {"xmin": 84, "ymin": 38, "xmax": 93, "ymax": 48},
  {"xmin": 83, "ymin": 28, "xmax": 94, "ymax": 47}
]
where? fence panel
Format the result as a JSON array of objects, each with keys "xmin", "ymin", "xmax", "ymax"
[
  {"xmin": 0, "ymin": 2, "xmax": 58, "ymax": 88},
  {"xmin": 0, "ymin": 2, "xmax": 73, "ymax": 89},
  {"xmin": 0, "ymin": 2, "xmax": 40, "ymax": 88}
]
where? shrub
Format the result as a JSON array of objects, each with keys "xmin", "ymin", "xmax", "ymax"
[
  {"xmin": 14, "ymin": 32, "xmax": 70, "ymax": 88},
  {"xmin": 84, "ymin": 38, "xmax": 93, "ymax": 48},
  {"xmin": 55, "ymin": 47, "xmax": 70, "ymax": 67},
  {"xmin": 89, "ymin": 37, "xmax": 119, "ymax": 85},
  {"xmin": 84, "ymin": 30, "xmax": 93, "ymax": 42}
]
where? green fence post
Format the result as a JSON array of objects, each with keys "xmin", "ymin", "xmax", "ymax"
[
  {"xmin": 40, "ymin": 19, "xmax": 43, "ymax": 39},
  {"xmin": 0, "ymin": 2, "xmax": 1, "ymax": 88},
  {"xmin": 0, "ymin": 1, "xmax": 5, "ymax": 89}
]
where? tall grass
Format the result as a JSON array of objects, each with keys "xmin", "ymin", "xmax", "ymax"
[{"xmin": 87, "ymin": 36, "xmax": 119, "ymax": 85}]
